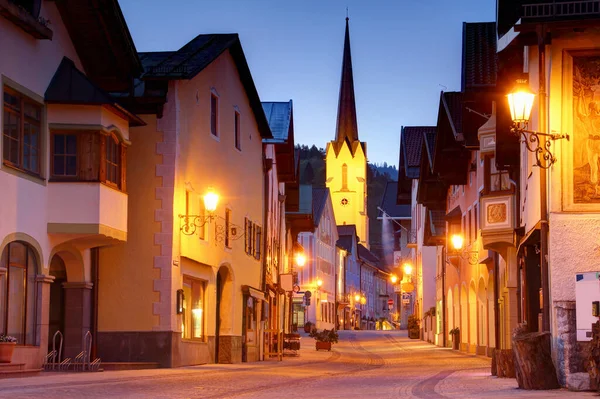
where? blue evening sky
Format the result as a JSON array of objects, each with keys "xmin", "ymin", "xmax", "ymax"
[{"xmin": 120, "ymin": 0, "xmax": 495, "ymax": 166}]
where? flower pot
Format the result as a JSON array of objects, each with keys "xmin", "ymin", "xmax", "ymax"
[
  {"xmin": 0, "ymin": 342, "xmax": 16, "ymax": 363},
  {"xmin": 315, "ymin": 341, "xmax": 332, "ymax": 351},
  {"xmin": 304, "ymin": 324, "xmax": 312, "ymax": 333},
  {"xmin": 452, "ymin": 338, "xmax": 460, "ymax": 350},
  {"xmin": 409, "ymin": 329, "xmax": 420, "ymax": 339}
]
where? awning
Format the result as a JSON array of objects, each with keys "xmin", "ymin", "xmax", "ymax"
[{"xmin": 242, "ymin": 285, "xmax": 266, "ymax": 301}]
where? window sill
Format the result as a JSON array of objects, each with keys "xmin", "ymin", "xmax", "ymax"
[
  {"xmin": 0, "ymin": 0, "xmax": 53, "ymax": 40},
  {"xmin": 210, "ymin": 133, "xmax": 220, "ymax": 142},
  {"xmin": 1, "ymin": 162, "xmax": 45, "ymax": 186},
  {"xmin": 181, "ymin": 338, "xmax": 207, "ymax": 344}
]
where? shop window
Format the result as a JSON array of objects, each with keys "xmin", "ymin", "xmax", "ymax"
[
  {"xmin": 0, "ymin": 241, "xmax": 37, "ymax": 345},
  {"xmin": 182, "ymin": 276, "xmax": 206, "ymax": 340},
  {"xmin": 3, "ymin": 86, "xmax": 42, "ymax": 176}
]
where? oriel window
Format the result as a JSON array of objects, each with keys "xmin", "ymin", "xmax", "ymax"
[
  {"xmin": 52, "ymin": 134, "xmax": 77, "ymax": 177},
  {"xmin": 105, "ymin": 135, "xmax": 120, "ymax": 187}
]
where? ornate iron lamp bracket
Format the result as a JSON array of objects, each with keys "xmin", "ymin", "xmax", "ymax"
[
  {"xmin": 178, "ymin": 213, "xmax": 215, "ymax": 236},
  {"xmin": 512, "ymin": 124, "xmax": 569, "ymax": 169}
]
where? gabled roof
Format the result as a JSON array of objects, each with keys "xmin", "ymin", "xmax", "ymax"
[
  {"xmin": 401, "ymin": 126, "xmax": 434, "ymax": 179},
  {"xmin": 336, "ymin": 235, "xmax": 354, "ymax": 253},
  {"xmin": 462, "ymin": 22, "xmax": 497, "ymax": 91},
  {"xmin": 262, "ymin": 101, "xmax": 292, "ymax": 143},
  {"xmin": 55, "ymin": 0, "xmax": 142, "ymax": 92},
  {"xmin": 45, "ymin": 57, "xmax": 144, "ymax": 126},
  {"xmin": 358, "ymin": 244, "xmax": 379, "ymax": 266},
  {"xmin": 337, "ymin": 224, "xmax": 357, "ymax": 237},
  {"xmin": 378, "ymin": 181, "xmax": 410, "ymax": 219},
  {"xmin": 312, "ymin": 187, "xmax": 330, "ymax": 226},
  {"xmin": 139, "ymin": 34, "xmax": 272, "ymax": 139}
]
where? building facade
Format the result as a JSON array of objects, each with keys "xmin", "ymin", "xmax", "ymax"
[{"xmin": 0, "ymin": 0, "xmax": 141, "ymax": 372}]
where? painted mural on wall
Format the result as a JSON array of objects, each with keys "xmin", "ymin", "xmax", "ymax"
[{"xmin": 573, "ymin": 55, "xmax": 600, "ymax": 203}]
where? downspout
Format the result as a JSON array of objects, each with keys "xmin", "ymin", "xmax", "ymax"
[
  {"xmin": 261, "ymin": 155, "xmax": 270, "ymax": 293},
  {"xmin": 441, "ymin": 244, "xmax": 446, "ymax": 347},
  {"xmin": 90, "ymin": 247, "xmax": 99, "ymax": 360},
  {"xmin": 537, "ymin": 25, "xmax": 550, "ymax": 332},
  {"xmin": 494, "ymin": 251, "xmax": 500, "ymax": 349}
]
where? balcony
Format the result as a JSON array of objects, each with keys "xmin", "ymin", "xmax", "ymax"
[
  {"xmin": 406, "ymin": 229, "xmax": 417, "ymax": 249},
  {"xmin": 523, "ymin": 0, "xmax": 600, "ymax": 18},
  {"xmin": 47, "ymin": 182, "xmax": 128, "ymax": 244}
]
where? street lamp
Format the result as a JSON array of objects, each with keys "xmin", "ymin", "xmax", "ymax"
[
  {"xmin": 403, "ymin": 263, "xmax": 413, "ymax": 278},
  {"xmin": 180, "ymin": 187, "xmax": 219, "ymax": 235},
  {"xmin": 295, "ymin": 252, "xmax": 306, "ymax": 268},
  {"xmin": 506, "ymin": 79, "xmax": 569, "ymax": 169},
  {"xmin": 316, "ymin": 278, "xmax": 323, "ymax": 288},
  {"xmin": 448, "ymin": 233, "xmax": 478, "ymax": 265},
  {"xmin": 390, "ymin": 274, "xmax": 398, "ymax": 284}
]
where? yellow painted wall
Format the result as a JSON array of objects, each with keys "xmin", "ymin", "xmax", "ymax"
[
  {"xmin": 325, "ymin": 141, "xmax": 368, "ymax": 247},
  {"xmin": 98, "ymin": 115, "xmax": 162, "ymax": 331},
  {"xmin": 174, "ymin": 50, "xmax": 264, "ymax": 338}
]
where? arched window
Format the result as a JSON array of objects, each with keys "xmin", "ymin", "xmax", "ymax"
[
  {"xmin": 341, "ymin": 164, "xmax": 348, "ymax": 190},
  {"xmin": 105, "ymin": 135, "xmax": 120, "ymax": 187},
  {"xmin": 0, "ymin": 242, "xmax": 37, "ymax": 345}
]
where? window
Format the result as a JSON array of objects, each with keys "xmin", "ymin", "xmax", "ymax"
[
  {"xmin": 105, "ymin": 135, "xmax": 120, "ymax": 187},
  {"xmin": 210, "ymin": 93, "xmax": 218, "ymax": 137},
  {"xmin": 182, "ymin": 276, "xmax": 206, "ymax": 340},
  {"xmin": 225, "ymin": 209, "xmax": 232, "ymax": 248},
  {"xmin": 485, "ymin": 156, "xmax": 511, "ymax": 193},
  {"xmin": 245, "ymin": 218, "xmax": 254, "ymax": 255},
  {"xmin": 254, "ymin": 226, "xmax": 262, "ymax": 260},
  {"xmin": 0, "ymin": 242, "xmax": 37, "ymax": 345},
  {"xmin": 341, "ymin": 164, "xmax": 348, "ymax": 190},
  {"xmin": 234, "ymin": 111, "xmax": 241, "ymax": 150},
  {"xmin": 3, "ymin": 86, "xmax": 42, "ymax": 175},
  {"xmin": 52, "ymin": 134, "xmax": 77, "ymax": 177}
]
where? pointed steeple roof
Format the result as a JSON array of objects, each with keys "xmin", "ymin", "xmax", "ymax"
[{"xmin": 334, "ymin": 18, "xmax": 359, "ymax": 150}]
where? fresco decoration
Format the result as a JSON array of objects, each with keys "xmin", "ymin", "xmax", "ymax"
[{"xmin": 573, "ymin": 55, "xmax": 600, "ymax": 203}]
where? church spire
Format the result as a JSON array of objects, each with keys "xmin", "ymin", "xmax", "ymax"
[{"xmin": 335, "ymin": 17, "xmax": 359, "ymax": 147}]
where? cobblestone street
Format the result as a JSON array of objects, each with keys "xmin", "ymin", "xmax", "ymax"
[{"xmin": 0, "ymin": 330, "xmax": 593, "ymax": 399}]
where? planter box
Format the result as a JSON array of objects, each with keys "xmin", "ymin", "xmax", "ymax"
[
  {"xmin": 452, "ymin": 338, "xmax": 460, "ymax": 350},
  {"xmin": 408, "ymin": 330, "xmax": 420, "ymax": 339},
  {"xmin": 0, "ymin": 342, "xmax": 16, "ymax": 363},
  {"xmin": 315, "ymin": 341, "xmax": 332, "ymax": 351}
]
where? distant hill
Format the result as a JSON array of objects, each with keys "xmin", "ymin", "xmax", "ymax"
[{"xmin": 295, "ymin": 144, "xmax": 395, "ymax": 258}]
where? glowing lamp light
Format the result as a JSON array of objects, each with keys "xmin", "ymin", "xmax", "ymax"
[
  {"xmin": 390, "ymin": 274, "xmax": 398, "ymax": 284},
  {"xmin": 295, "ymin": 252, "xmax": 306, "ymax": 267},
  {"xmin": 354, "ymin": 294, "xmax": 361, "ymax": 302},
  {"xmin": 203, "ymin": 188, "xmax": 219, "ymax": 213},
  {"xmin": 451, "ymin": 234, "xmax": 464, "ymax": 251},
  {"xmin": 403, "ymin": 263, "xmax": 413, "ymax": 276},
  {"xmin": 507, "ymin": 80, "xmax": 535, "ymax": 124},
  {"xmin": 316, "ymin": 279, "xmax": 323, "ymax": 287},
  {"xmin": 360, "ymin": 295, "xmax": 367, "ymax": 305}
]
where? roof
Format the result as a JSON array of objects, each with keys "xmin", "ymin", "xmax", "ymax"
[
  {"xmin": 442, "ymin": 92, "xmax": 464, "ymax": 141},
  {"xmin": 401, "ymin": 127, "xmax": 434, "ymax": 179},
  {"xmin": 312, "ymin": 187, "xmax": 330, "ymax": 225},
  {"xmin": 336, "ymin": 236, "xmax": 353, "ymax": 253},
  {"xmin": 423, "ymin": 129, "xmax": 437, "ymax": 170},
  {"xmin": 55, "ymin": 0, "xmax": 142, "ymax": 92},
  {"xmin": 378, "ymin": 182, "xmax": 410, "ymax": 218},
  {"xmin": 337, "ymin": 224, "xmax": 357, "ymax": 237},
  {"xmin": 461, "ymin": 22, "xmax": 497, "ymax": 91},
  {"xmin": 262, "ymin": 101, "xmax": 292, "ymax": 143},
  {"xmin": 139, "ymin": 34, "xmax": 272, "ymax": 139},
  {"xmin": 45, "ymin": 57, "xmax": 144, "ymax": 126},
  {"xmin": 334, "ymin": 18, "xmax": 359, "ymax": 151},
  {"xmin": 358, "ymin": 244, "xmax": 379, "ymax": 266}
]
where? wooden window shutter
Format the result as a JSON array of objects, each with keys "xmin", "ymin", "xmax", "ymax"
[
  {"xmin": 99, "ymin": 134, "xmax": 107, "ymax": 182},
  {"xmin": 120, "ymin": 143, "xmax": 127, "ymax": 191}
]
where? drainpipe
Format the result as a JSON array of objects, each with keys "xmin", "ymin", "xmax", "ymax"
[
  {"xmin": 441, "ymin": 244, "xmax": 446, "ymax": 347},
  {"xmin": 494, "ymin": 251, "xmax": 500, "ymax": 349},
  {"xmin": 90, "ymin": 247, "xmax": 99, "ymax": 360},
  {"xmin": 537, "ymin": 25, "xmax": 550, "ymax": 332}
]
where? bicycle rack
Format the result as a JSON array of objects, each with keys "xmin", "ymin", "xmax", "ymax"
[{"xmin": 43, "ymin": 331, "xmax": 71, "ymax": 371}]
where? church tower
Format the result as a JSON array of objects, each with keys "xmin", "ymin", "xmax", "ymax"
[{"xmin": 325, "ymin": 17, "xmax": 369, "ymax": 248}]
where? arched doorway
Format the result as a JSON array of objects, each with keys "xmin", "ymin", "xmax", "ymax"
[
  {"xmin": 48, "ymin": 250, "xmax": 87, "ymax": 359},
  {"xmin": 469, "ymin": 281, "xmax": 477, "ymax": 352},
  {"xmin": 48, "ymin": 256, "xmax": 66, "ymax": 352},
  {"xmin": 477, "ymin": 278, "xmax": 487, "ymax": 350},
  {"xmin": 215, "ymin": 266, "xmax": 233, "ymax": 363}
]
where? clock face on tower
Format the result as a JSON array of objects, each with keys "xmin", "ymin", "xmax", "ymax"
[{"xmin": 340, "ymin": 198, "xmax": 349, "ymax": 207}]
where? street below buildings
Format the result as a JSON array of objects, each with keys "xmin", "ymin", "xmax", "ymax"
[{"xmin": 0, "ymin": 330, "xmax": 592, "ymax": 399}]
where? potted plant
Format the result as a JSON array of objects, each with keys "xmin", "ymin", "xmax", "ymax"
[
  {"xmin": 309, "ymin": 328, "xmax": 339, "ymax": 351},
  {"xmin": 449, "ymin": 327, "xmax": 460, "ymax": 350},
  {"xmin": 0, "ymin": 335, "xmax": 17, "ymax": 363},
  {"xmin": 303, "ymin": 321, "xmax": 313, "ymax": 333},
  {"xmin": 407, "ymin": 314, "xmax": 420, "ymax": 339}
]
